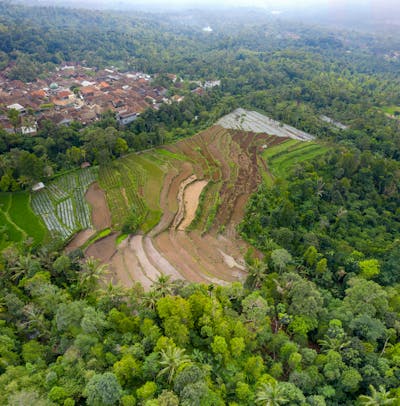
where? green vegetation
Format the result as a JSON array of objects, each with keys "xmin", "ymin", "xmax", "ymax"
[
  {"xmin": 188, "ymin": 180, "xmax": 218, "ymax": 231},
  {"xmin": 204, "ymin": 188, "xmax": 222, "ymax": 234},
  {"xmin": 116, "ymin": 233, "xmax": 129, "ymax": 245},
  {"xmin": 0, "ymin": 240, "xmax": 399, "ymax": 404},
  {"xmin": 1, "ymin": 2, "xmax": 400, "ymax": 405},
  {"xmin": 80, "ymin": 228, "xmax": 112, "ymax": 250},
  {"xmin": 241, "ymin": 147, "xmax": 400, "ymax": 285},
  {"xmin": 99, "ymin": 150, "xmax": 179, "ymax": 232},
  {"xmin": 380, "ymin": 105, "xmax": 400, "ymax": 116},
  {"xmin": 31, "ymin": 167, "xmax": 97, "ymax": 240},
  {"xmin": 263, "ymin": 140, "xmax": 330, "ymax": 178},
  {"xmin": 0, "ymin": 192, "xmax": 46, "ymax": 248}
]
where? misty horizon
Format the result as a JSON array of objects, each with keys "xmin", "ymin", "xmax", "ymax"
[{"xmin": 9, "ymin": 0, "xmax": 400, "ymax": 34}]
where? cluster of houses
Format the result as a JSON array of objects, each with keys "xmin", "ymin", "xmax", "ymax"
[{"xmin": 0, "ymin": 65, "xmax": 186, "ymax": 134}]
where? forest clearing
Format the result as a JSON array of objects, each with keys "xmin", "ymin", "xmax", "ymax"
[{"xmin": 84, "ymin": 111, "xmax": 328, "ymax": 289}]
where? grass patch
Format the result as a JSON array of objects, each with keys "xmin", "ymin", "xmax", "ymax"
[
  {"xmin": 0, "ymin": 192, "xmax": 47, "ymax": 248},
  {"xmin": 142, "ymin": 209, "xmax": 162, "ymax": 233},
  {"xmin": 116, "ymin": 233, "xmax": 129, "ymax": 245},
  {"xmin": 134, "ymin": 155, "xmax": 165, "ymax": 211},
  {"xmin": 99, "ymin": 150, "xmax": 178, "ymax": 231},
  {"xmin": 187, "ymin": 180, "xmax": 222, "ymax": 234},
  {"xmin": 262, "ymin": 139, "xmax": 301, "ymax": 159},
  {"xmin": 188, "ymin": 181, "xmax": 215, "ymax": 231},
  {"xmin": 0, "ymin": 209, "xmax": 23, "ymax": 248},
  {"xmin": 154, "ymin": 148, "xmax": 189, "ymax": 162},
  {"xmin": 263, "ymin": 141, "xmax": 330, "ymax": 180},
  {"xmin": 381, "ymin": 105, "xmax": 400, "ymax": 116},
  {"xmin": 9, "ymin": 193, "xmax": 47, "ymax": 243}
]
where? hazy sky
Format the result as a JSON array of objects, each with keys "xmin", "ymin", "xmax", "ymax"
[
  {"xmin": 22, "ymin": 0, "xmax": 400, "ymax": 17},
  {"xmin": 29, "ymin": 0, "xmax": 398, "ymax": 7}
]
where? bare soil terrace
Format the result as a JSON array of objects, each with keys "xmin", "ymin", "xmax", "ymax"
[{"xmin": 81, "ymin": 111, "xmax": 313, "ymax": 290}]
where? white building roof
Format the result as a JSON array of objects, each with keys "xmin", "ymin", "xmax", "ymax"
[
  {"xmin": 32, "ymin": 182, "xmax": 45, "ymax": 192},
  {"xmin": 81, "ymin": 80, "xmax": 95, "ymax": 87},
  {"xmin": 7, "ymin": 103, "xmax": 24, "ymax": 111}
]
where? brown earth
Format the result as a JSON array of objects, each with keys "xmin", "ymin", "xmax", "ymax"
[
  {"xmin": 64, "ymin": 182, "xmax": 111, "ymax": 253},
  {"xmin": 179, "ymin": 180, "xmax": 208, "ymax": 230},
  {"xmin": 85, "ymin": 182, "xmax": 112, "ymax": 230},
  {"xmin": 65, "ymin": 229, "xmax": 96, "ymax": 253},
  {"xmin": 86, "ymin": 126, "xmax": 293, "ymax": 290},
  {"xmin": 149, "ymin": 161, "xmax": 193, "ymax": 237},
  {"xmin": 86, "ymin": 233, "xmax": 117, "ymax": 262}
]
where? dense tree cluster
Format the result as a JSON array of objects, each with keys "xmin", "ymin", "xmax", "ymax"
[
  {"xmin": 241, "ymin": 148, "xmax": 400, "ymax": 286},
  {"xmin": 0, "ymin": 242, "xmax": 399, "ymax": 405}
]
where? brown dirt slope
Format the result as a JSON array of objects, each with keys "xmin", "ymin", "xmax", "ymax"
[
  {"xmin": 85, "ymin": 182, "xmax": 112, "ymax": 230},
  {"xmin": 86, "ymin": 125, "xmax": 290, "ymax": 290}
]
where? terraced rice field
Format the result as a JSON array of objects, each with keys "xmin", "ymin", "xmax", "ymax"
[
  {"xmin": 98, "ymin": 150, "xmax": 184, "ymax": 231},
  {"xmin": 82, "ymin": 110, "xmax": 329, "ymax": 291},
  {"xmin": 0, "ymin": 192, "xmax": 47, "ymax": 248},
  {"xmin": 31, "ymin": 167, "xmax": 97, "ymax": 240},
  {"xmin": 89, "ymin": 124, "xmax": 292, "ymax": 289}
]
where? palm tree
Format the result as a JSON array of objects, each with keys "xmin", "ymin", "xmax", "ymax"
[
  {"xmin": 158, "ymin": 346, "xmax": 191, "ymax": 384},
  {"xmin": 152, "ymin": 274, "xmax": 174, "ymax": 297},
  {"xmin": 79, "ymin": 257, "xmax": 109, "ymax": 296},
  {"xmin": 247, "ymin": 261, "xmax": 268, "ymax": 289},
  {"xmin": 255, "ymin": 382, "xmax": 288, "ymax": 406},
  {"xmin": 318, "ymin": 335, "xmax": 351, "ymax": 353},
  {"xmin": 141, "ymin": 289, "xmax": 162, "ymax": 311},
  {"xmin": 10, "ymin": 254, "xmax": 41, "ymax": 282},
  {"xmin": 35, "ymin": 246, "xmax": 57, "ymax": 271},
  {"xmin": 358, "ymin": 385, "xmax": 396, "ymax": 405},
  {"xmin": 97, "ymin": 281, "xmax": 127, "ymax": 309},
  {"xmin": 316, "ymin": 177, "xmax": 325, "ymax": 198}
]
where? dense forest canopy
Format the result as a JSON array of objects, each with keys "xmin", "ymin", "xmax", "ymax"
[{"xmin": 0, "ymin": 2, "xmax": 400, "ymax": 405}]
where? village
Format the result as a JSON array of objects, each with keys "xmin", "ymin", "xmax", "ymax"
[{"xmin": 0, "ymin": 63, "xmax": 221, "ymax": 134}]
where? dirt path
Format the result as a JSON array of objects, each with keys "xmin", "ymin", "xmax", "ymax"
[
  {"xmin": 85, "ymin": 182, "xmax": 111, "ymax": 230},
  {"xmin": 65, "ymin": 228, "xmax": 96, "ymax": 253},
  {"xmin": 178, "ymin": 180, "xmax": 208, "ymax": 230}
]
